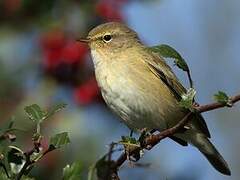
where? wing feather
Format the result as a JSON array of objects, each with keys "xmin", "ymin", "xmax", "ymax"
[{"xmin": 143, "ymin": 50, "xmax": 211, "ymax": 138}]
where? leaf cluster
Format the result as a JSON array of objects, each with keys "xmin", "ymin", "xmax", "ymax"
[{"xmin": 0, "ymin": 103, "xmax": 70, "ymax": 180}]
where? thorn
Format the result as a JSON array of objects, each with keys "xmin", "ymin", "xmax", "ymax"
[{"xmin": 184, "ymin": 126, "xmax": 190, "ymax": 130}]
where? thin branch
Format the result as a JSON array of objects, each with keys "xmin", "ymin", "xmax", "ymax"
[
  {"xmin": 115, "ymin": 112, "xmax": 193, "ymax": 168},
  {"xmin": 15, "ymin": 149, "xmax": 36, "ymax": 180},
  {"xmin": 187, "ymin": 70, "xmax": 193, "ymax": 88},
  {"xmin": 113, "ymin": 93, "xmax": 240, "ymax": 171},
  {"xmin": 143, "ymin": 112, "xmax": 193, "ymax": 147},
  {"xmin": 15, "ymin": 138, "xmax": 43, "ymax": 180},
  {"xmin": 0, "ymin": 162, "xmax": 10, "ymax": 178},
  {"xmin": 196, "ymin": 94, "xmax": 240, "ymax": 113}
]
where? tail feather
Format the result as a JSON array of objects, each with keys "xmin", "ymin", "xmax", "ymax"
[{"xmin": 189, "ymin": 134, "xmax": 231, "ymax": 175}]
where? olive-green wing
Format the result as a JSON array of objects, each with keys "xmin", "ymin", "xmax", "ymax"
[
  {"xmin": 143, "ymin": 50, "xmax": 211, "ymax": 138},
  {"xmin": 144, "ymin": 51, "xmax": 186, "ymax": 100}
]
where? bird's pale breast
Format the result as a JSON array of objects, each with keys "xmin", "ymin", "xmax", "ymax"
[{"xmin": 91, "ymin": 48, "xmax": 184, "ymax": 132}]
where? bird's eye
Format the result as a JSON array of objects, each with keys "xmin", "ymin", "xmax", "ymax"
[{"xmin": 103, "ymin": 34, "xmax": 112, "ymax": 42}]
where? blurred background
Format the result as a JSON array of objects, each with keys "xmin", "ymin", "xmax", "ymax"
[{"xmin": 0, "ymin": 0, "xmax": 239, "ymax": 179}]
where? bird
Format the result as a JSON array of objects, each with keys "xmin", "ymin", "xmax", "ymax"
[{"xmin": 78, "ymin": 22, "xmax": 231, "ymax": 175}]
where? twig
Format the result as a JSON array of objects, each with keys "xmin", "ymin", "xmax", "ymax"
[
  {"xmin": 187, "ymin": 70, "xmax": 193, "ymax": 88},
  {"xmin": 113, "ymin": 93, "xmax": 240, "ymax": 171},
  {"xmin": 108, "ymin": 143, "xmax": 115, "ymax": 162},
  {"xmin": 196, "ymin": 94, "xmax": 240, "ymax": 113},
  {"xmin": 0, "ymin": 162, "xmax": 10, "ymax": 178},
  {"xmin": 15, "ymin": 138, "xmax": 53, "ymax": 180},
  {"xmin": 143, "ymin": 112, "xmax": 193, "ymax": 147},
  {"xmin": 15, "ymin": 149, "xmax": 36, "ymax": 180},
  {"xmin": 115, "ymin": 112, "xmax": 193, "ymax": 168}
]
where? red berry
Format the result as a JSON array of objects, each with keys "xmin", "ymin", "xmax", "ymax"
[
  {"xmin": 41, "ymin": 30, "xmax": 66, "ymax": 50},
  {"xmin": 62, "ymin": 42, "xmax": 88, "ymax": 64},
  {"xmin": 43, "ymin": 49, "xmax": 63, "ymax": 69},
  {"xmin": 95, "ymin": 1, "xmax": 123, "ymax": 21},
  {"xmin": 74, "ymin": 78, "xmax": 100, "ymax": 105},
  {"xmin": 3, "ymin": 0, "xmax": 21, "ymax": 15}
]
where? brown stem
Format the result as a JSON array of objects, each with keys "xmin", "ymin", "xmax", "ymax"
[
  {"xmin": 115, "ymin": 112, "xmax": 193, "ymax": 168},
  {"xmin": 196, "ymin": 94, "xmax": 240, "ymax": 113},
  {"xmin": 187, "ymin": 70, "xmax": 193, "ymax": 88},
  {"xmin": 114, "ymin": 93, "xmax": 240, "ymax": 171},
  {"xmin": 15, "ymin": 150, "xmax": 35, "ymax": 180},
  {"xmin": 144, "ymin": 112, "xmax": 193, "ymax": 146},
  {"xmin": 15, "ymin": 139, "xmax": 43, "ymax": 180},
  {"xmin": 0, "ymin": 162, "xmax": 10, "ymax": 178}
]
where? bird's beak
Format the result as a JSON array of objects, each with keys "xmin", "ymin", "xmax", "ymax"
[{"xmin": 76, "ymin": 38, "xmax": 90, "ymax": 43}]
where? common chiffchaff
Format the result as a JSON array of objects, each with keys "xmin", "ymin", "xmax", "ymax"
[{"xmin": 79, "ymin": 22, "xmax": 230, "ymax": 175}]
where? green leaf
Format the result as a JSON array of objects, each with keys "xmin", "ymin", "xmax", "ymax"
[
  {"xmin": 7, "ymin": 146, "xmax": 24, "ymax": 165},
  {"xmin": 179, "ymin": 88, "xmax": 196, "ymax": 110},
  {"xmin": 46, "ymin": 103, "xmax": 67, "ymax": 119},
  {"xmin": 32, "ymin": 133, "xmax": 42, "ymax": 143},
  {"xmin": 24, "ymin": 104, "xmax": 47, "ymax": 123},
  {"xmin": 49, "ymin": 132, "xmax": 70, "ymax": 149},
  {"xmin": 119, "ymin": 136, "xmax": 139, "ymax": 147},
  {"xmin": 214, "ymin": 91, "xmax": 232, "ymax": 106},
  {"xmin": 0, "ymin": 171, "xmax": 9, "ymax": 180},
  {"xmin": 88, "ymin": 164, "xmax": 96, "ymax": 180},
  {"xmin": 95, "ymin": 155, "xmax": 116, "ymax": 180},
  {"xmin": 63, "ymin": 161, "xmax": 83, "ymax": 180},
  {"xmin": 21, "ymin": 176, "xmax": 35, "ymax": 180},
  {"xmin": 119, "ymin": 136, "xmax": 141, "ymax": 161},
  {"xmin": 24, "ymin": 103, "xmax": 67, "ymax": 134},
  {"xmin": 24, "ymin": 103, "xmax": 67, "ymax": 123},
  {"xmin": 0, "ymin": 162, "xmax": 10, "ymax": 180},
  {"xmin": 7, "ymin": 146, "xmax": 25, "ymax": 174},
  {"xmin": 7, "ymin": 120, "xmax": 14, "ymax": 129},
  {"xmin": 149, "ymin": 44, "xmax": 189, "ymax": 71},
  {"xmin": 0, "ymin": 153, "xmax": 4, "ymax": 161}
]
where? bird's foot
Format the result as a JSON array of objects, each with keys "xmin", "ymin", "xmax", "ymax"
[{"xmin": 138, "ymin": 128, "xmax": 156, "ymax": 149}]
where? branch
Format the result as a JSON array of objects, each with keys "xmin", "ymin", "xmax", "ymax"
[
  {"xmin": 0, "ymin": 162, "xmax": 10, "ymax": 178},
  {"xmin": 187, "ymin": 69, "xmax": 193, "ymax": 88},
  {"xmin": 15, "ymin": 138, "xmax": 54, "ymax": 180},
  {"xmin": 196, "ymin": 94, "xmax": 240, "ymax": 112},
  {"xmin": 15, "ymin": 146, "xmax": 38, "ymax": 180},
  {"xmin": 113, "ymin": 93, "xmax": 240, "ymax": 171}
]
